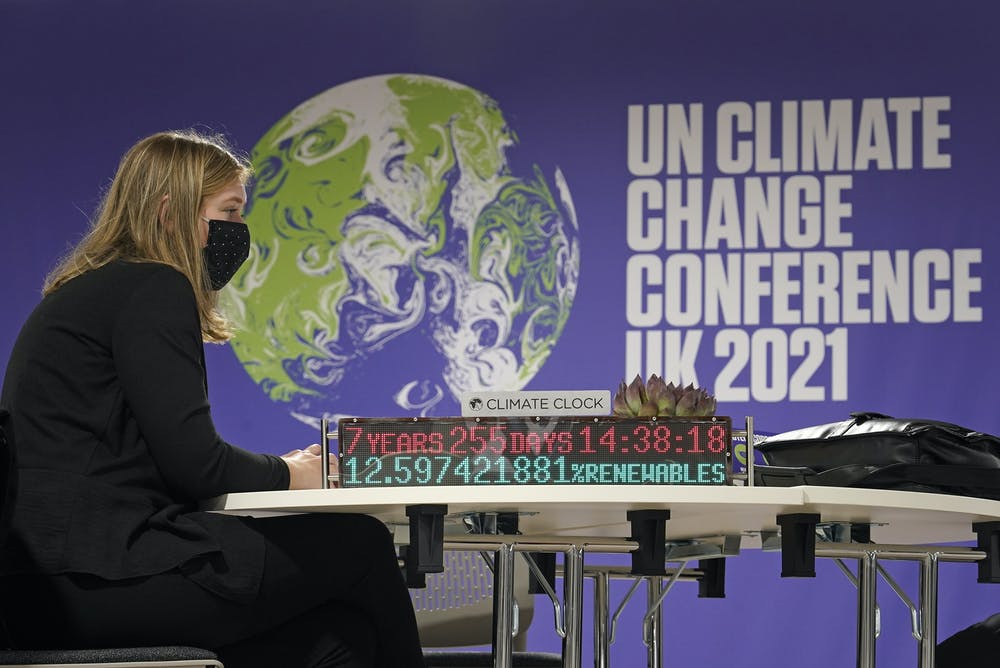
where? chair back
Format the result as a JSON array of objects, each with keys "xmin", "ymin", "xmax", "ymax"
[{"xmin": 412, "ymin": 550, "xmax": 534, "ymax": 649}]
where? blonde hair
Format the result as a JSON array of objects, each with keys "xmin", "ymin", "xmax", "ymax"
[{"xmin": 44, "ymin": 130, "xmax": 252, "ymax": 343}]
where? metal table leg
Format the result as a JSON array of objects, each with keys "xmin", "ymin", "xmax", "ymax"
[
  {"xmin": 813, "ymin": 543, "xmax": 985, "ymax": 668},
  {"xmin": 857, "ymin": 551, "xmax": 878, "ymax": 668},
  {"xmin": 562, "ymin": 545, "xmax": 585, "ymax": 668},
  {"xmin": 493, "ymin": 543, "xmax": 516, "ymax": 668},
  {"xmin": 918, "ymin": 553, "xmax": 939, "ymax": 668},
  {"xmin": 593, "ymin": 569, "xmax": 610, "ymax": 668},
  {"xmin": 645, "ymin": 576, "xmax": 662, "ymax": 668}
]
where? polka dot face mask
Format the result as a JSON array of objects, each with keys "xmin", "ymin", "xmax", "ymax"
[{"xmin": 203, "ymin": 219, "xmax": 250, "ymax": 290}]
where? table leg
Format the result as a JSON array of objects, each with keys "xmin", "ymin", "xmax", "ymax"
[
  {"xmin": 562, "ymin": 545, "xmax": 585, "ymax": 668},
  {"xmin": 593, "ymin": 569, "xmax": 610, "ymax": 668},
  {"xmin": 918, "ymin": 553, "xmax": 939, "ymax": 668},
  {"xmin": 857, "ymin": 551, "xmax": 878, "ymax": 668},
  {"xmin": 645, "ymin": 576, "xmax": 663, "ymax": 668},
  {"xmin": 493, "ymin": 543, "xmax": 516, "ymax": 668}
]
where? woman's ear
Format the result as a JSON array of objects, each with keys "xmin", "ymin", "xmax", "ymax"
[{"xmin": 158, "ymin": 193, "xmax": 171, "ymax": 229}]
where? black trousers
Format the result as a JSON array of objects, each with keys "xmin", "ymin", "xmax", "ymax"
[{"xmin": 0, "ymin": 513, "xmax": 425, "ymax": 668}]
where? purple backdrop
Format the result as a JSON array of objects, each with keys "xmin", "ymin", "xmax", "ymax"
[{"xmin": 2, "ymin": 1, "xmax": 997, "ymax": 664}]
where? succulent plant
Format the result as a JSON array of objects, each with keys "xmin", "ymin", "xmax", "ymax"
[{"xmin": 612, "ymin": 374, "xmax": 717, "ymax": 417}]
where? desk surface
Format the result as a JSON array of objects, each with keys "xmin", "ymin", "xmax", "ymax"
[{"xmin": 205, "ymin": 485, "xmax": 1000, "ymax": 546}]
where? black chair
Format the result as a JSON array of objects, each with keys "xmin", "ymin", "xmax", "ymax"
[
  {"xmin": 415, "ymin": 550, "xmax": 561, "ymax": 668},
  {"xmin": 0, "ymin": 408, "xmax": 223, "ymax": 667}
]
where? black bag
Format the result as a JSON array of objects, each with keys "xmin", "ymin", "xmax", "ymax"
[{"xmin": 754, "ymin": 412, "xmax": 1000, "ymax": 500}]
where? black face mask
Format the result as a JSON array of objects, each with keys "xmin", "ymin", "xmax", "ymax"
[{"xmin": 203, "ymin": 219, "xmax": 250, "ymax": 290}]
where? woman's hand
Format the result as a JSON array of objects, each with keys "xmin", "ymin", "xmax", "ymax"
[{"xmin": 281, "ymin": 443, "xmax": 339, "ymax": 489}]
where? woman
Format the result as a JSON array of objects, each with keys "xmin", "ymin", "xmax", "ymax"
[{"xmin": 0, "ymin": 130, "xmax": 425, "ymax": 667}]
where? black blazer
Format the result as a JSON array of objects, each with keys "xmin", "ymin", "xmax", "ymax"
[{"xmin": 0, "ymin": 260, "xmax": 288, "ymax": 602}]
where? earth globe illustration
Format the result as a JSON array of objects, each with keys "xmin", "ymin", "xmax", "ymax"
[{"xmin": 221, "ymin": 74, "xmax": 580, "ymax": 426}]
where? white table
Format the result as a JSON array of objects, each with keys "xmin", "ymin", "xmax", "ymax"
[{"xmin": 205, "ymin": 485, "xmax": 1000, "ymax": 667}]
